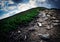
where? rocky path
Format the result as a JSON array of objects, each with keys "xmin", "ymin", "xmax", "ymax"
[{"xmin": 9, "ymin": 10, "xmax": 60, "ymax": 42}]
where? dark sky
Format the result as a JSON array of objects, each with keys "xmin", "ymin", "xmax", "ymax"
[
  {"xmin": 12, "ymin": 0, "xmax": 60, "ymax": 8},
  {"xmin": 12, "ymin": 0, "xmax": 29, "ymax": 4},
  {"xmin": 1, "ymin": 0, "xmax": 59, "ymax": 8},
  {"xmin": 46, "ymin": 0, "xmax": 60, "ymax": 8}
]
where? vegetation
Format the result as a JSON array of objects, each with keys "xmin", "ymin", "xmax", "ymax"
[{"xmin": 0, "ymin": 7, "xmax": 45, "ymax": 32}]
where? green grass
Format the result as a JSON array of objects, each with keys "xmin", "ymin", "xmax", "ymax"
[{"xmin": 0, "ymin": 7, "xmax": 45, "ymax": 32}]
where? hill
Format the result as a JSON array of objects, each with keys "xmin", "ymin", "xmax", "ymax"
[{"xmin": 0, "ymin": 7, "xmax": 46, "ymax": 32}]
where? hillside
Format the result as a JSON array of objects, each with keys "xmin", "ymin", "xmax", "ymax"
[
  {"xmin": 0, "ymin": 7, "xmax": 60, "ymax": 42},
  {"xmin": 0, "ymin": 7, "xmax": 46, "ymax": 32}
]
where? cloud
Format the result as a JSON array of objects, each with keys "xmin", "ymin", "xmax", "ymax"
[
  {"xmin": 0, "ymin": 10, "xmax": 20, "ymax": 19},
  {"xmin": 0, "ymin": 0, "xmax": 37, "ymax": 19},
  {"xmin": 7, "ymin": 6, "xmax": 16, "ymax": 10},
  {"xmin": 1, "ymin": 1, "xmax": 5, "ymax": 7},
  {"xmin": 0, "ymin": 0, "xmax": 47, "ymax": 19},
  {"xmin": 0, "ymin": 13, "xmax": 10, "ymax": 19},
  {"xmin": 0, "ymin": 0, "xmax": 57, "ymax": 20},
  {"xmin": 12, "ymin": 0, "xmax": 29, "ymax": 4},
  {"xmin": 17, "ymin": 0, "xmax": 37, "ymax": 11},
  {"xmin": 0, "ymin": 0, "xmax": 33, "ymax": 19},
  {"xmin": 0, "ymin": 0, "xmax": 16, "ymax": 11},
  {"xmin": 9, "ymin": 0, "xmax": 14, "ymax": 4},
  {"xmin": 37, "ymin": 0, "xmax": 46, "ymax": 2}
]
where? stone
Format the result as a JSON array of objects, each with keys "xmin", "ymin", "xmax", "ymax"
[
  {"xmin": 46, "ymin": 25, "xmax": 52, "ymax": 30},
  {"xmin": 28, "ymin": 28, "xmax": 36, "ymax": 32},
  {"xmin": 43, "ymin": 17, "xmax": 48, "ymax": 20},
  {"xmin": 18, "ymin": 30, "xmax": 21, "ymax": 33},
  {"xmin": 37, "ymin": 22, "xmax": 42, "ymax": 27},
  {"xmin": 50, "ymin": 25, "xmax": 53, "ymax": 28},
  {"xmin": 42, "ymin": 13, "xmax": 46, "ymax": 17},
  {"xmin": 19, "ymin": 33, "xmax": 28, "ymax": 41},
  {"xmin": 38, "ymin": 34, "xmax": 42, "ymax": 36},
  {"xmin": 38, "ymin": 34, "xmax": 50, "ymax": 41},
  {"xmin": 52, "ymin": 17, "xmax": 56, "ymax": 19},
  {"xmin": 24, "ymin": 35, "xmax": 27, "ymax": 40},
  {"xmin": 38, "ymin": 19, "xmax": 44, "ymax": 22},
  {"xmin": 36, "ymin": 20, "xmax": 39, "ymax": 22},
  {"xmin": 52, "ymin": 23, "xmax": 58, "ymax": 26},
  {"xmin": 47, "ymin": 14, "xmax": 50, "ymax": 17},
  {"xmin": 52, "ymin": 20, "xmax": 59, "ymax": 22},
  {"xmin": 20, "ymin": 34, "xmax": 26, "ymax": 41},
  {"xmin": 38, "ymin": 13, "xmax": 42, "ymax": 16},
  {"xmin": 38, "ymin": 13, "xmax": 42, "ymax": 18}
]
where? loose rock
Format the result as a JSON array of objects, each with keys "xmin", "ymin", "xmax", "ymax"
[
  {"xmin": 18, "ymin": 30, "xmax": 21, "ymax": 33},
  {"xmin": 52, "ymin": 23, "xmax": 58, "ymax": 26},
  {"xmin": 47, "ymin": 14, "xmax": 51, "ymax": 17},
  {"xmin": 52, "ymin": 20, "xmax": 59, "ymax": 22},
  {"xmin": 37, "ymin": 22, "xmax": 42, "ymax": 27},
  {"xmin": 38, "ymin": 34, "xmax": 50, "ymax": 41},
  {"xmin": 28, "ymin": 28, "xmax": 36, "ymax": 32},
  {"xmin": 46, "ymin": 25, "xmax": 52, "ymax": 30}
]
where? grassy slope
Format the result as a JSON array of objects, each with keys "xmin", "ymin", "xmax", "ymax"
[{"xmin": 0, "ymin": 7, "xmax": 45, "ymax": 32}]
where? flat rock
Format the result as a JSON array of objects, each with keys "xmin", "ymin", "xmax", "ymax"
[
  {"xmin": 38, "ymin": 34, "xmax": 50, "ymax": 40},
  {"xmin": 46, "ymin": 14, "xmax": 51, "ymax": 17},
  {"xmin": 46, "ymin": 26, "xmax": 52, "ymax": 30},
  {"xmin": 52, "ymin": 20, "xmax": 59, "ymax": 22},
  {"xmin": 28, "ymin": 27, "xmax": 36, "ymax": 32},
  {"xmin": 52, "ymin": 23, "xmax": 58, "ymax": 26}
]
